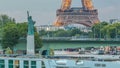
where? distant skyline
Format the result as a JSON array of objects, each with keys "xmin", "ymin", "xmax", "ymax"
[{"xmin": 0, "ymin": 0, "xmax": 120, "ymax": 26}]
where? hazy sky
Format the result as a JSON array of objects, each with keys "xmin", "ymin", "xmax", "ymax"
[{"xmin": 0, "ymin": 0, "xmax": 120, "ymax": 26}]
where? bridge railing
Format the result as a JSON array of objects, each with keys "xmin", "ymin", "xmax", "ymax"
[
  {"xmin": 0, "ymin": 37, "xmax": 120, "ymax": 41},
  {"xmin": 41, "ymin": 37, "xmax": 120, "ymax": 41},
  {"xmin": 41, "ymin": 37, "xmax": 72, "ymax": 40}
]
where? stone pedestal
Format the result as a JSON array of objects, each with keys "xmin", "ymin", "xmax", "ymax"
[{"xmin": 27, "ymin": 35, "xmax": 35, "ymax": 55}]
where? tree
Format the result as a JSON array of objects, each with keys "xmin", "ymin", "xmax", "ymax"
[
  {"xmin": 54, "ymin": 29, "xmax": 71, "ymax": 37},
  {"xmin": 39, "ymin": 29, "xmax": 47, "ymax": 37},
  {"xmin": 112, "ymin": 23, "xmax": 120, "ymax": 37},
  {"xmin": 70, "ymin": 28, "xmax": 81, "ymax": 36},
  {"xmin": 101, "ymin": 25, "xmax": 110, "ymax": 39},
  {"xmin": 92, "ymin": 22, "xmax": 108, "ymax": 38},
  {"xmin": 100, "ymin": 22, "xmax": 120, "ymax": 39},
  {"xmin": 109, "ymin": 26, "xmax": 116, "ymax": 38},
  {"xmin": 0, "ymin": 14, "xmax": 15, "ymax": 38},
  {"xmin": 17, "ymin": 22, "xmax": 28, "ymax": 38},
  {"xmin": 0, "ymin": 14, "xmax": 15, "ymax": 26},
  {"xmin": 2, "ymin": 23, "xmax": 20, "ymax": 49},
  {"xmin": 35, "ymin": 32, "xmax": 43, "ymax": 53}
]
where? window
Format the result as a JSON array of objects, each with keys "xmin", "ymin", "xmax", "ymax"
[
  {"xmin": 0, "ymin": 60, "xmax": 5, "ymax": 68},
  {"xmin": 9, "ymin": 60, "xmax": 13, "ymax": 68},
  {"xmin": 102, "ymin": 64, "xmax": 106, "ymax": 67},
  {"xmin": 95, "ymin": 63, "xmax": 106, "ymax": 67},
  {"xmin": 42, "ymin": 61, "xmax": 45, "ymax": 68},
  {"xmin": 95, "ymin": 64, "xmax": 101, "ymax": 67},
  {"xmin": 31, "ymin": 61, "xmax": 36, "ymax": 68},
  {"xmin": 24, "ymin": 61, "xmax": 29, "ymax": 68},
  {"xmin": 56, "ymin": 67, "xmax": 69, "ymax": 68},
  {"xmin": 15, "ymin": 60, "xmax": 19, "ymax": 68}
]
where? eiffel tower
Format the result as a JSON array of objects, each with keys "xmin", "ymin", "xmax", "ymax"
[{"xmin": 54, "ymin": 0, "xmax": 100, "ymax": 27}]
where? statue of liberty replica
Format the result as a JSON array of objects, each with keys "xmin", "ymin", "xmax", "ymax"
[{"xmin": 27, "ymin": 11, "xmax": 35, "ymax": 55}]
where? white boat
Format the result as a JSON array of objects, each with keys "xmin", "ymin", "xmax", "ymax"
[{"xmin": 0, "ymin": 55, "xmax": 120, "ymax": 68}]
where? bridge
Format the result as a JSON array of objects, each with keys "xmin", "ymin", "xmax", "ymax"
[
  {"xmin": 0, "ymin": 37, "xmax": 120, "ymax": 51},
  {"xmin": 41, "ymin": 37, "xmax": 120, "ymax": 50},
  {"xmin": 42, "ymin": 37, "xmax": 120, "ymax": 41}
]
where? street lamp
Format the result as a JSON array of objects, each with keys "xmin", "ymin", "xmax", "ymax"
[
  {"xmin": 100, "ymin": 23, "xmax": 101, "ymax": 40},
  {"xmin": 93, "ymin": 27, "xmax": 95, "ymax": 40},
  {"xmin": 46, "ymin": 26, "xmax": 50, "ymax": 38},
  {"xmin": 0, "ymin": 17, "xmax": 3, "ymax": 46},
  {"xmin": 46, "ymin": 25, "xmax": 50, "ymax": 57},
  {"xmin": 115, "ymin": 28, "xmax": 117, "ymax": 40}
]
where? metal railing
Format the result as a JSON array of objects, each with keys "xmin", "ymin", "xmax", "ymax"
[
  {"xmin": 0, "ymin": 37, "xmax": 120, "ymax": 41},
  {"xmin": 41, "ymin": 37, "xmax": 120, "ymax": 41}
]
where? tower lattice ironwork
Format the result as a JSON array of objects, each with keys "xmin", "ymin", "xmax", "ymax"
[{"xmin": 54, "ymin": 0, "xmax": 100, "ymax": 27}]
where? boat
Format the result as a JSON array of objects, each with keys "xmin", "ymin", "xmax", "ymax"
[{"xmin": 0, "ymin": 55, "xmax": 120, "ymax": 68}]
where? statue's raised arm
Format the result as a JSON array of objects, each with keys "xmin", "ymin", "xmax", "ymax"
[
  {"xmin": 27, "ymin": 11, "xmax": 30, "ymax": 18},
  {"xmin": 27, "ymin": 11, "xmax": 35, "ymax": 35}
]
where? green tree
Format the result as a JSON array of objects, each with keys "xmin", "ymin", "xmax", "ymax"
[
  {"xmin": 70, "ymin": 28, "xmax": 81, "ymax": 36},
  {"xmin": 100, "ymin": 23, "xmax": 120, "ymax": 39},
  {"xmin": 39, "ymin": 29, "xmax": 47, "ymax": 37},
  {"xmin": 0, "ymin": 14, "xmax": 15, "ymax": 38},
  {"xmin": 54, "ymin": 29, "xmax": 71, "ymax": 37},
  {"xmin": 2, "ymin": 23, "xmax": 20, "ymax": 49},
  {"xmin": 112, "ymin": 23, "xmax": 120, "ymax": 38},
  {"xmin": 109, "ymin": 26, "xmax": 116, "ymax": 38},
  {"xmin": 101, "ymin": 25, "xmax": 109, "ymax": 39},
  {"xmin": 35, "ymin": 32, "xmax": 43, "ymax": 52},
  {"xmin": 0, "ymin": 14, "xmax": 15, "ymax": 26},
  {"xmin": 17, "ymin": 22, "xmax": 28, "ymax": 38},
  {"xmin": 92, "ymin": 22, "xmax": 108, "ymax": 38}
]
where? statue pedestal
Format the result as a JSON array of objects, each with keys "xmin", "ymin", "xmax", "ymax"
[{"xmin": 27, "ymin": 35, "xmax": 35, "ymax": 55}]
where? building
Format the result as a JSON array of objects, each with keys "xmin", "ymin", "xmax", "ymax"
[
  {"xmin": 109, "ymin": 19, "xmax": 120, "ymax": 24},
  {"xmin": 36, "ymin": 24, "xmax": 92, "ymax": 33},
  {"xmin": 36, "ymin": 25, "xmax": 65, "ymax": 32}
]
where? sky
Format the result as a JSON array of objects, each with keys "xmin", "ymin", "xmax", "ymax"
[{"xmin": 0, "ymin": 0, "xmax": 120, "ymax": 26}]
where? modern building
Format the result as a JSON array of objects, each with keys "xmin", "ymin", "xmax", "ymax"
[
  {"xmin": 36, "ymin": 25, "xmax": 65, "ymax": 32},
  {"xmin": 36, "ymin": 24, "xmax": 92, "ymax": 33},
  {"xmin": 109, "ymin": 19, "xmax": 120, "ymax": 24},
  {"xmin": 64, "ymin": 24, "xmax": 92, "ymax": 32}
]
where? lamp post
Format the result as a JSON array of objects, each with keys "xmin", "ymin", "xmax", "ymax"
[
  {"xmin": 93, "ymin": 27, "xmax": 95, "ymax": 40},
  {"xmin": 46, "ymin": 25, "xmax": 50, "ymax": 57},
  {"xmin": 47, "ymin": 26, "xmax": 50, "ymax": 39},
  {"xmin": 115, "ymin": 28, "xmax": 117, "ymax": 40},
  {"xmin": 100, "ymin": 23, "xmax": 101, "ymax": 40},
  {"xmin": 0, "ymin": 17, "xmax": 3, "ymax": 46}
]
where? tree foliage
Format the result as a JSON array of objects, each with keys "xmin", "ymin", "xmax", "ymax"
[
  {"xmin": 0, "ymin": 14, "xmax": 15, "ymax": 37},
  {"xmin": 2, "ymin": 23, "xmax": 20, "ymax": 49},
  {"xmin": 35, "ymin": 32, "xmax": 43, "ymax": 50},
  {"xmin": 92, "ymin": 22, "xmax": 108, "ymax": 38},
  {"xmin": 17, "ymin": 22, "xmax": 28, "ymax": 38},
  {"xmin": 92, "ymin": 22, "xmax": 120, "ymax": 39},
  {"xmin": 54, "ymin": 29, "xmax": 71, "ymax": 37},
  {"xmin": 39, "ymin": 28, "xmax": 82, "ymax": 37},
  {"xmin": 0, "ymin": 14, "xmax": 15, "ymax": 26}
]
